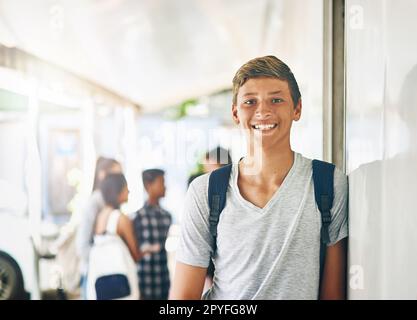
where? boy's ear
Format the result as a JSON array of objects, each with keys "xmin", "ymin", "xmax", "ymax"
[
  {"xmin": 232, "ymin": 104, "xmax": 240, "ymax": 124},
  {"xmin": 293, "ymin": 99, "xmax": 302, "ymax": 121}
]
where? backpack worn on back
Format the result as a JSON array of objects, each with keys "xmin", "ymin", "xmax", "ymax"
[{"xmin": 208, "ymin": 159, "xmax": 335, "ymax": 281}]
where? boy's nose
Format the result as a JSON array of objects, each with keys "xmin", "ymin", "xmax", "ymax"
[{"xmin": 255, "ymin": 101, "xmax": 272, "ymax": 118}]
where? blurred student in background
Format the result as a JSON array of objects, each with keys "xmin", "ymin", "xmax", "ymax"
[
  {"xmin": 87, "ymin": 173, "xmax": 140, "ymax": 300},
  {"xmin": 187, "ymin": 147, "xmax": 232, "ymax": 185},
  {"xmin": 133, "ymin": 169, "xmax": 172, "ymax": 300},
  {"xmin": 203, "ymin": 147, "xmax": 232, "ymax": 173},
  {"xmin": 76, "ymin": 157, "xmax": 122, "ymax": 299}
]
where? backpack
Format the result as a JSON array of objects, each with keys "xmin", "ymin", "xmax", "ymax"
[{"xmin": 208, "ymin": 159, "xmax": 335, "ymax": 282}]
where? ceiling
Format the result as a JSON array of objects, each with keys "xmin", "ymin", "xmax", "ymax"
[{"xmin": 0, "ymin": 0, "xmax": 318, "ymax": 112}]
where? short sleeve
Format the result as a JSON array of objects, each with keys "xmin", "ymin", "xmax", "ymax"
[
  {"xmin": 327, "ymin": 167, "xmax": 349, "ymax": 246},
  {"xmin": 175, "ymin": 174, "xmax": 213, "ymax": 268}
]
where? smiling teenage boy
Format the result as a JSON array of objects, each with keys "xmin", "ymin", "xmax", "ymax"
[{"xmin": 171, "ymin": 56, "xmax": 348, "ymax": 300}]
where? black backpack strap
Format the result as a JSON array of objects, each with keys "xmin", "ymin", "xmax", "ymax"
[
  {"xmin": 208, "ymin": 164, "xmax": 233, "ymax": 257},
  {"xmin": 312, "ymin": 159, "xmax": 335, "ymax": 281}
]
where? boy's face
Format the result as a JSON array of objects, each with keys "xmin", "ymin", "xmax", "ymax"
[
  {"xmin": 232, "ymin": 77, "xmax": 302, "ymax": 150},
  {"xmin": 146, "ymin": 175, "xmax": 166, "ymax": 199}
]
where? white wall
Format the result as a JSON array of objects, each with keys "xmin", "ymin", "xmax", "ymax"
[{"xmin": 346, "ymin": 0, "xmax": 417, "ymax": 299}]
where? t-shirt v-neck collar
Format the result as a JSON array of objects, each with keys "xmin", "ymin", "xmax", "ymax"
[{"xmin": 231, "ymin": 152, "xmax": 299, "ymax": 214}]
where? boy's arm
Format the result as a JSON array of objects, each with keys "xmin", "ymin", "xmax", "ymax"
[
  {"xmin": 319, "ymin": 237, "xmax": 348, "ymax": 300},
  {"xmin": 170, "ymin": 262, "xmax": 207, "ymax": 300},
  {"xmin": 172, "ymin": 175, "xmax": 212, "ymax": 300}
]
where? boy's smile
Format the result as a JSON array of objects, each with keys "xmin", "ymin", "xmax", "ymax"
[{"xmin": 251, "ymin": 123, "xmax": 278, "ymax": 131}]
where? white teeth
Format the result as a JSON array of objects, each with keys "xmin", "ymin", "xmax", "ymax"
[{"xmin": 253, "ymin": 124, "xmax": 277, "ymax": 130}]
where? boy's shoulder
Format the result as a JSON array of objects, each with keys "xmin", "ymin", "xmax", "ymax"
[
  {"xmin": 297, "ymin": 152, "xmax": 347, "ymax": 180},
  {"xmin": 159, "ymin": 206, "xmax": 172, "ymax": 219},
  {"xmin": 188, "ymin": 172, "xmax": 210, "ymax": 197},
  {"xmin": 131, "ymin": 206, "xmax": 147, "ymax": 220}
]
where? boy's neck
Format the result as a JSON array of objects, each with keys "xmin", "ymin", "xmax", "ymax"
[
  {"xmin": 147, "ymin": 197, "xmax": 160, "ymax": 207},
  {"xmin": 241, "ymin": 143, "xmax": 295, "ymax": 183}
]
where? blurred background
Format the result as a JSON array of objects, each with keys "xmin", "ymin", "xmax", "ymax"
[{"xmin": 0, "ymin": 0, "xmax": 416, "ymax": 300}]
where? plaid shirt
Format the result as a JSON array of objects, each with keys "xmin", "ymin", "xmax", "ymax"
[{"xmin": 133, "ymin": 202, "xmax": 172, "ymax": 300}]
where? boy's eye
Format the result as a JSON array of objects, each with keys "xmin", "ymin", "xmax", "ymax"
[
  {"xmin": 272, "ymin": 98, "xmax": 284, "ymax": 103},
  {"xmin": 244, "ymin": 99, "xmax": 256, "ymax": 105}
]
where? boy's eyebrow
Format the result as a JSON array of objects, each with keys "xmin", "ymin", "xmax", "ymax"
[
  {"xmin": 242, "ymin": 92, "xmax": 257, "ymax": 97},
  {"xmin": 242, "ymin": 90, "xmax": 282, "ymax": 97}
]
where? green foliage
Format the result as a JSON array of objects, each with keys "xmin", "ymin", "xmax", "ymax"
[{"xmin": 165, "ymin": 98, "xmax": 199, "ymax": 120}]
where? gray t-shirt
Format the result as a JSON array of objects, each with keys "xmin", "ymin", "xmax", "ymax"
[{"xmin": 176, "ymin": 152, "xmax": 348, "ymax": 300}]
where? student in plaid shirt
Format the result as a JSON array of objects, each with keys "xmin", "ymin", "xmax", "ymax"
[{"xmin": 133, "ymin": 169, "xmax": 172, "ymax": 300}]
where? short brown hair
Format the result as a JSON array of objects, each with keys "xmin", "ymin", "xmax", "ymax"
[
  {"xmin": 142, "ymin": 169, "xmax": 165, "ymax": 188},
  {"xmin": 232, "ymin": 55, "xmax": 301, "ymax": 106}
]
